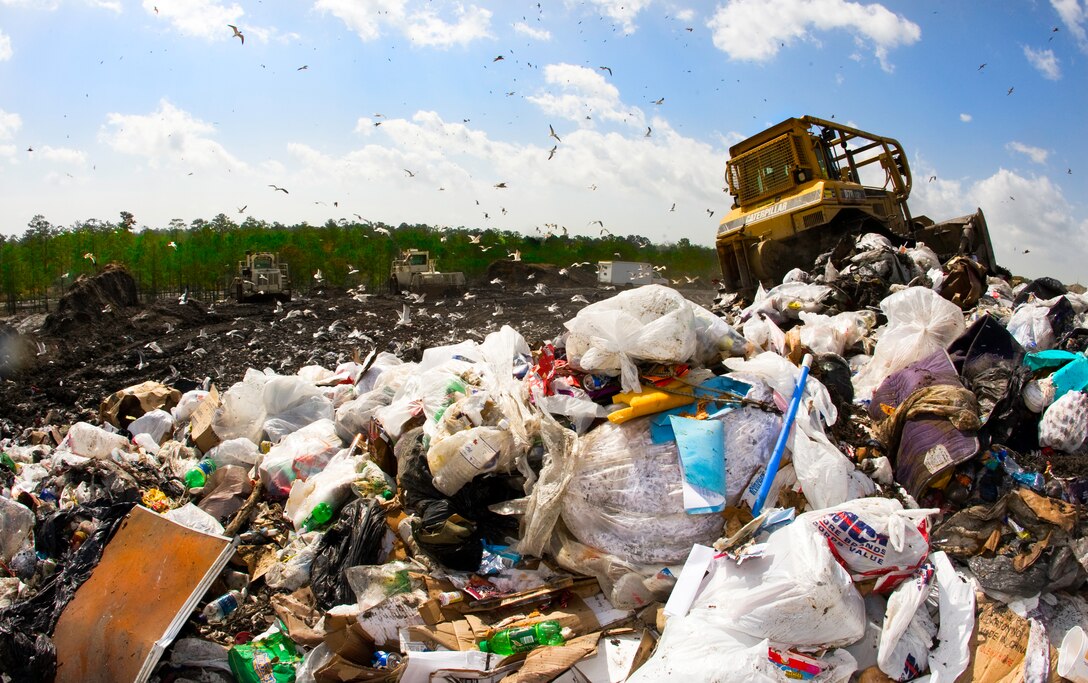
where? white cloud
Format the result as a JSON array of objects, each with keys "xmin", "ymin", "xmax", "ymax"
[
  {"xmin": 1051, "ymin": 0, "xmax": 1087, "ymax": 49},
  {"xmin": 402, "ymin": 4, "xmax": 491, "ymax": 47},
  {"xmin": 1006, "ymin": 141, "xmax": 1049, "ymax": 165},
  {"xmin": 959, "ymin": 113, "xmax": 972, "ymax": 123},
  {"xmin": 526, "ymin": 63, "xmax": 646, "ymax": 128},
  {"xmin": 912, "ymin": 162, "xmax": 1087, "ymax": 283},
  {"xmin": 1023, "ymin": 45, "xmax": 1061, "ymax": 80},
  {"xmin": 143, "ymin": 0, "xmax": 242, "ymax": 40},
  {"xmin": 675, "ymin": 8, "xmax": 696, "ymax": 22},
  {"xmin": 86, "ymin": 0, "xmax": 121, "ymax": 11},
  {"xmin": 99, "ymin": 99, "xmax": 246, "ymax": 170},
  {"xmin": 38, "ymin": 145, "xmax": 87, "ymax": 165},
  {"xmin": 0, "ymin": 0, "xmax": 60, "ymax": 7},
  {"xmin": 281, "ymin": 109, "xmax": 727, "ymax": 242},
  {"xmin": 0, "ymin": 30, "xmax": 10, "ymax": 61},
  {"xmin": 707, "ymin": 0, "xmax": 921, "ymax": 72},
  {"xmin": 513, "ymin": 21, "xmax": 551, "ymax": 40},
  {"xmin": 586, "ymin": 0, "xmax": 654, "ymax": 33},
  {"xmin": 315, "ymin": 0, "xmax": 492, "ymax": 47},
  {"xmin": 0, "ymin": 108, "xmax": 21, "ymax": 139}
]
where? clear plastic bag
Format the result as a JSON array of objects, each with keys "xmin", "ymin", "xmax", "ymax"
[
  {"xmin": 559, "ymin": 418, "xmax": 723, "ymax": 565},
  {"xmin": 0, "ymin": 497, "xmax": 34, "ymax": 564},
  {"xmin": 261, "ymin": 375, "xmax": 334, "ymax": 443},
  {"xmin": 743, "ymin": 314, "xmax": 787, "ymax": 355},
  {"xmin": 564, "ymin": 285, "xmax": 698, "ymax": 393},
  {"xmin": 208, "ymin": 437, "xmax": 262, "ymax": 468},
  {"xmin": 163, "ymin": 502, "xmax": 225, "ymax": 536},
  {"xmin": 427, "ymin": 425, "xmax": 516, "ymax": 497},
  {"xmin": 798, "ymin": 311, "xmax": 874, "ymax": 356},
  {"xmin": 1007, "ymin": 303, "xmax": 1056, "ymax": 352},
  {"xmin": 258, "ymin": 419, "xmax": 342, "ymax": 498},
  {"xmin": 214, "ymin": 368, "xmax": 273, "ymax": 444},
  {"xmin": 852, "ymin": 287, "xmax": 967, "ymax": 401}
]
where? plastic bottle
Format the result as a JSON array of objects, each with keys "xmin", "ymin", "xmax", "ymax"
[
  {"xmin": 301, "ymin": 502, "xmax": 333, "ymax": 531},
  {"xmin": 184, "ymin": 459, "xmax": 217, "ymax": 488},
  {"xmin": 201, "ymin": 589, "xmax": 245, "ymax": 623},
  {"xmin": 427, "ymin": 423, "xmax": 514, "ymax": 497},
  {"xmin": 478, "ymin": 620, "xmax": 570, "ymax": 655}
]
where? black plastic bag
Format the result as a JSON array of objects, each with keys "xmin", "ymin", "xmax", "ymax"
[
  {"xmin": 0, "ymin": 500, "xmax": 133, "ymax": 683},
  {"xmin": 0, "ymin": 624, "xmax": 55, "ymax": 683},
  {"xmin": 1012, "ymin": 276, "xmax": 1066, "ymax": 306},
  {"xmin": 309, "ymin": 497, "xmax": 386, "ymax": 610}
]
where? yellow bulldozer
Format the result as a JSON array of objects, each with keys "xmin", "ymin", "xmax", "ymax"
[{"xmin": 715, "ymin": 116, "xmax": 997, "ymax": 293}]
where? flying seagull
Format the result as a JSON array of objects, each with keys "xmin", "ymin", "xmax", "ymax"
[
  {"xmin": 549, "ymin": 124, "xmax": 561, "ymax": 142},
  {"xmin": 228, "ymin": 24, "xmax": 244, "ymax": 44},
  {"xmin": 269, "ymin": 184, "xmax": 289, "ymax": 194},
  {"xmin": 599, "ymin": 66, "xmax": 612, "ymax": 76}
]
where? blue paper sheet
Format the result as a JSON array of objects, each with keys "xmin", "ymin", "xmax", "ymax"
[{"xmin": 670, "ymin": 415, "xmax": 726, "ymax": 514}]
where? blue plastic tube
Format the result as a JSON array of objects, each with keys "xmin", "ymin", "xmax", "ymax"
[{"xmin": 751, "ymin": 354, "xmax": 813, "ymax": 516}]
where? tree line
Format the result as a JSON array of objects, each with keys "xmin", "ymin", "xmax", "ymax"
[{"xmin": 0, "ymin": 212, "xmax": 721, "ymax": 313}]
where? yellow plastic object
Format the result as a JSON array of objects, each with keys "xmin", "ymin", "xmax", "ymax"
[
  {"xmin": 142, "ymin": 488, "xmax": 171, "ymax": 513},
  {"xmin": 608, "ymin": 381, "xmax": 696, "ymax": 424}
]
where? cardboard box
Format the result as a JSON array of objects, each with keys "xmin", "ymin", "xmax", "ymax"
[{"xmin": 189, "ymin": 385, "xmax": 221, "ymax": 454}]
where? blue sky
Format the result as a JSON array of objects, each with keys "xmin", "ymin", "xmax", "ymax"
[{"xmin": 0, "ymin": 0, "xmax": 1085, "ymax": 282}]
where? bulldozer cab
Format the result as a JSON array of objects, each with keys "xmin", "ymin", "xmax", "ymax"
[{"xmin": 716, "ymin": 116, "xmax": 995, "ymax": 294}]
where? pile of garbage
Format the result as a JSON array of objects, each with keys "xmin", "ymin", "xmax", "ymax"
[{"xmin": 3, "ymin": 233, "xmax": 1088, "ymax": 682}]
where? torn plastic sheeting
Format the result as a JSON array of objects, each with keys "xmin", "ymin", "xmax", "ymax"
[
  {"xmin": 1051, "ymin": 354, "xmax": 1088, "ymax": 399},
  {"xmin": 51, "ymin": 505, "xmax": 235, "ymax": 683},
  {"xmin": 869, "ymin": 350, "xmax": 981, "ymax": 499}
]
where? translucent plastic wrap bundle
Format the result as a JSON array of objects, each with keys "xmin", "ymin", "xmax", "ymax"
[{"xmin": 559, "ymin": 418, "xmax": 723, "ymax": 565}]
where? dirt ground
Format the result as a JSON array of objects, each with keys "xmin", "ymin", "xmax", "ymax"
[{"xmin": 0, "ymin": 264, "xmax": 717, "ymax": 440}]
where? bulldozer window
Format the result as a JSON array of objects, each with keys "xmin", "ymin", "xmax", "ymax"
[
  {"xmin": 254, "ymin": 256, "xmax": 272, "ymax": 269},
  {"xmin": 409, "ymin": 254, "xmax": 428, "ymax": 266}
]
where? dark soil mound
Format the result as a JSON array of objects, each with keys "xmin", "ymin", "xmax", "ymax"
[
  {"xmin": 42, "ymin": 265, "xmax": 140, "ymax": 337},
  {"xmin": 485, "ymin": 260, "xmax": 596, "ymax": 288}
]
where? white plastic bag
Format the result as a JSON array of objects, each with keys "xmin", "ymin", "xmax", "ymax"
[
  {"xmin": 1039, "ymin": 391, "xmax": 1088, "ymax": 452},
  {"xmin": 171, "ymin": 389, "xmax": 209, "ymax": 425},
  {"xmin": 743, "ymin": 314, "xmax": 786, "ymax": 355},
  {"xmin": 805, "ymin": 498, "xmax": 936, "ymax": 592},
  {"xmin": 630, "ymin": 619, "xmax": 857, "ymax": 683},
  {"xmin": 852, "ymin": 287, "xmax": 967, "ymax": 401},
  {"xmin": 58, "ymin": 422, "xmax": 130, "ymax": 459},
  {"xmin": 878, "ymin": 561, "xmax": 937, "ymax": 681},
  {"xmin": 127, "ymin": 409, "xmax": 176, "ymax": 445},
  {"xmin": 355, "ymin": 352, "xmax": 404, "ymax": 394},
  {"xmin": 691, "ymin": 302, "xmax": 748, "ymax": 361},
  {"xmin": 163, "ymin": 503, "xmax": 225, "ymax": 536},
  {"xmin": 1007, "ymin": 303, "xmax": 1055, "ymax": 352},
  {"xmin": 335, "ymin": 386, "xmax": 396, "ymax": 442},
  {"xmin": 798, "ymin": 311, "xmax": 874, "ymax": 356},
  {"xmin": 688, "ymin": 517, "xmax": 867, "ymax": 648},
  {"xmin": 265, "ymin": 532, "xmax": 323, "ymax": 591},
  {"xmin": 564, "ymin": 285, "xmax": 698, "ymax": 393},
  {"xmin": 725, "ymin": 353, "xmax": 875, "ymax": 509}
]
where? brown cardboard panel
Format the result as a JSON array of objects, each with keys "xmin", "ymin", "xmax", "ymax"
[{"xmin": 52, "ymin": 506, "xmax": 233, "ymax": 683}]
